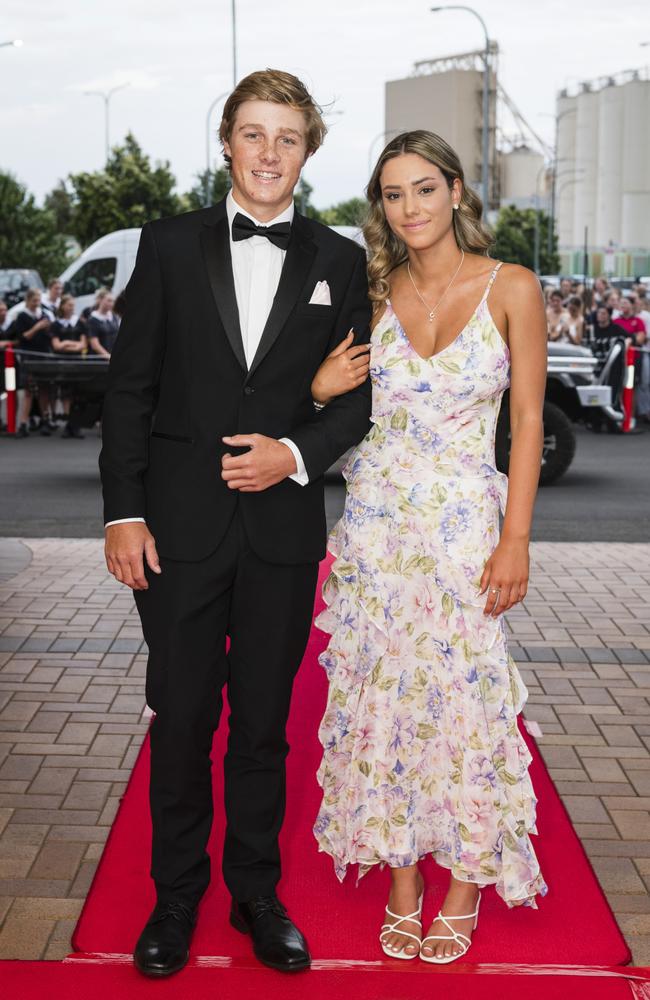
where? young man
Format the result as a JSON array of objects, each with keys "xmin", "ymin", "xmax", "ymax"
[
  {"xmin": 614, "ymin": 295, "xmax": 646, "ymax": 337},
  {"xmin": 100, "ymin": 70, "xmax": 371, "ymax": 977}
]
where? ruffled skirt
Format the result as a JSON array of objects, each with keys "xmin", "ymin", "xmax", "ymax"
[{"xmin": 314, "ymin": 454, "xmax": 548, "ymax": 908}]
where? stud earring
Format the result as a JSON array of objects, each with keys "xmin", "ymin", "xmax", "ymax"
[{"xmin": 453, "ymin": 204, "xmax": 459, "ymax": 210}]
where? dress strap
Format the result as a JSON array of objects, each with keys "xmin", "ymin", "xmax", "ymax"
[{"xmin": 480, "ymin": 261, "xmax": 503, "ymax": 304}]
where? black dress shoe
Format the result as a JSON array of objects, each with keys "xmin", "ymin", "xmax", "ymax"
[
  {"xmin": 133, "ymin": 900, "xmax": 197, "ymax": 977},
  {"xmin": 230, "ymin": 895, "xmax": 310, "ymax": 972}
]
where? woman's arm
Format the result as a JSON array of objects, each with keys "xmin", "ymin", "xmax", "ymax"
[
  {"xmin": 21, "ymin": 317, "xmax": 50, "ymax": 341},
  {"xmin": 310, "ymin": 301, "xmax": 386, "ymax": 404},
  {"xmin": 51, "ymin": 335, "xmax": 82, "ymax": 352},
  {"xmin": 89, "ymin": 335, "xmax": 110, "ymax": 358},
  {"xmin": 479, "ymin": 265, "xmax": 547, "ymax": 617},
  {"xmin": 568, "ymin": 317, "xmax": 584, "ymax": 345},
  {"xmin": 310, "ymin": 330, "xmax": 370, "ymax": 404}
]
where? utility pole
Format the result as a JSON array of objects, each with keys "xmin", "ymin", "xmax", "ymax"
[{"xmin": 84, "ymin": 83, "xmax": 130, "ymax": 164}]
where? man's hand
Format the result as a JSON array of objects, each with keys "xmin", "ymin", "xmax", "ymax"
[
  {"xmin": 105, "ymin": 521, "xmax": 161, "ymax": 590},
  {"xmin": 221, "ymin": 434, "xmax": 297, "ymax": 492}
]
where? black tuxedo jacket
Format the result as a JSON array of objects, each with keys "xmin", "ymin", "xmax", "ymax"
[{"xmin": 99, "ymin": 197, "xmax": 372, "ymax": 564}]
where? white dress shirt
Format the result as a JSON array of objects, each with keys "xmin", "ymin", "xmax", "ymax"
[{"xmin": 105, "ymin": 192, "xmax": 308, "ymax": 528}]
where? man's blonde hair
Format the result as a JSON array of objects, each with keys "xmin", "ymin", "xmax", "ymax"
[{"xmin": 219, "ymin": 69, "xmax": 327, "ymax": 169}]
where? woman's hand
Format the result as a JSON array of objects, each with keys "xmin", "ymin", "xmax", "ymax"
[
  {"xmin": 311, "ymin": 330, "xmax": 370, "ymax": 405},
  {"xmin": 478, "ymin": 536, "xmax": 529, "ymax": 617}
]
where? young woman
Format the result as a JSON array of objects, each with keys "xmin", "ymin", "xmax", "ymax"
[
  {"xmin": 50, "ymin": 294, "xmax": 86, "ymax": 353},
  {"xmin": 50, "ymin": 294, "xmax": 87, "ymax": 439},
  {"xmin": 88, "ymin": 291, "xmax": 119, "ymax": 356},
  {"xmin": 546, "ymin": 288, "xmax": 569, "ymax": 342},
  {"xmin": 14, "ymin": 288, "xmax": 54, "ymax": 437},
  {"xmin": 565, "ymin": 295, "xmax": 585, "ymax": 345},
  {"xmin": 311, "ymin": 131, "xmax": 548, "ymax": 964}
]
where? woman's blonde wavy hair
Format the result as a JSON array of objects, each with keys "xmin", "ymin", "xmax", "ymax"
[{"xmin": 363, "ymin": 130, "xmax": 494, "ymax": 309}]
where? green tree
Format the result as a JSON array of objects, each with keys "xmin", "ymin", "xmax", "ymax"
[
  {"xmin": 319, "ymin": 197, "xmax": 367, "ymax": 228},
  {"xmin": 185, "ymin": 166, "xmax": 231, "ymax": 211},
  {"xmin": 492, "ymin": 204, "xmax": 560, "ymax": 274},
  {"xmin": 68, "ymin": 133, "xmax": 182, "ymax": 245},
  {"xmin": 0, "ymin": 171, "xmax": 70, "ymax": 278},
  {"xmin": 294, "ymin": 176, "xmax": 322, "ymax": 220}
]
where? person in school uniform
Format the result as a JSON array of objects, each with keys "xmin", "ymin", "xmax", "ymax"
[
  {"xmin": 88, "ymin": 291, "xmax": 120, "ymax": 356},
  {"xmin": 13, "ymin": 288, "xmax": 54, "ymax": 437},
  {"xmin": 50, "ymin": 294, "xmax": 87, "ymax": 439}
]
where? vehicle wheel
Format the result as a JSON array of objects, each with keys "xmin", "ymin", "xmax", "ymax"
[{"xmin": 495, "ymin": 400, "xmax": 576, "ymax": 485}]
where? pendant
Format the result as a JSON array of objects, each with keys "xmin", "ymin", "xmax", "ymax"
[{"xmin": 428, "ymin": 311, "xmax": 435, "ymax": 323}]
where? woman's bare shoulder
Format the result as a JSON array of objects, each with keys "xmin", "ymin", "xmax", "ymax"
[
  {"xmin": 495, "ymin": 261, "xmax": 542, "ymax": 293},
  {"xmin": 490, "ymin": 261, "xmax": 544, "ymax": 312}
]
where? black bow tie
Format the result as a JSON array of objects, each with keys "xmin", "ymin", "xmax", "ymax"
[{"xmin": 231, "ymin": 212, "xmax": 291, "ymax": 250}]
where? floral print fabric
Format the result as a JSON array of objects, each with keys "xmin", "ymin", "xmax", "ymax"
[{"xmin": 314, "ymin": 264, "xmax": 548, "ymax": 908}]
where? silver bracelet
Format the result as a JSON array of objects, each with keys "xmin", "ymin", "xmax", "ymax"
[{"xmin": 313, "ymin": 399, "xmax": 326, "ymax": 411}]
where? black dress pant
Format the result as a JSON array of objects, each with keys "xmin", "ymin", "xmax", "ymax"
[{"xmin": 134, "ymin": 509, "xmax": 319, "ymax": 906}]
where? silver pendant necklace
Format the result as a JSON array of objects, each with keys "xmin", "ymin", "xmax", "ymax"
[{"xmin": 407, "ymin": 249, "xmax": 465, "ymax": 323}]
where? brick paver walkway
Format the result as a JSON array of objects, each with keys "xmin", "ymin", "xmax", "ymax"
[{"xmin": 0, "ymin": 539, "xmax": 648, "ymax": 963}]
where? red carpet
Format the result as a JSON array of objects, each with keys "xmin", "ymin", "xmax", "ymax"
[
  {"xmin": 3, "ymin": 958, "xmax": 650, "ymax": 1000},
  {"xmin": 71, "ymin": 558, "xmax": 632, "ymax": 971}
]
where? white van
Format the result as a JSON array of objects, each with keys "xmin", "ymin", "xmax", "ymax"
[
  {"xmin": 59, "ymin": 229, "xmax": 141, "ymax": 315},
  {"xmin": 58, "ymin": 223, "xmax": 363, "ymax": 315},
  {"xmin": 7, "ymin": 222, "xmax": 363, "ymax": 322}
]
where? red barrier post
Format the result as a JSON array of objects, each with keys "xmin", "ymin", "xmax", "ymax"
[
  {"xmin": 4, "ymin": 344, "xmax": 16, "ymax": 434},
  {"xmin": 621, "ymin": 344, "xmax": 637, "ymax": 433}
]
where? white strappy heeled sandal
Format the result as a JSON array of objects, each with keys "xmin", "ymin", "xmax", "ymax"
[
  {"xmin": 379, "ymin": 892, "xmax": 424, "ymax": 960},
  {"xmin": 419, "ymin": 892, "xmax": 481, "ymax": 965}
]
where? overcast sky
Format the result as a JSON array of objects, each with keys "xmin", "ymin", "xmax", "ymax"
[{"xmin": 2, "ymin": 0, "xmax": 648, "ymax": 211}]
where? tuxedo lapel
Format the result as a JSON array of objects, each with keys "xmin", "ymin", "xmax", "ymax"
[
  {"xmin": 247, "ymin": 212, "xmax": 317, "ymax": 380},
  {"xmin": 200, "ymin": 206, "xmax": 247, "ymax": 371}
]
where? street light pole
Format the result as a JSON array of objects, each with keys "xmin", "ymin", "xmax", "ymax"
[
  {"xmin": 0, "ymin": 39, "xmax": 23, "ymax": 49},
  {"xmin": 430, "ymin": 5, "xmax": 490, "ymax": 211},
  {"xmin": 84, "ymin": 83, "xmax": 130, "ymax": 163},
  {"xmin": 205, "ymin": 91, "xmax": 231, "ymax": 207},
  {"xmin": 533, "ymin": 162, "xmax": 548, "ymax": 276}
]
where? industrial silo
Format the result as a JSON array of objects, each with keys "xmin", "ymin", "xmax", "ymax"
[
  {"xmin": 595, "ymin": 81, "xmax": 624, "ymax": 248},
  {"xmin": 556, "ymin": 91, "xmax": 577, "ymax": 250},
  {"xmin": 572, "ymin": 85, "xmax": 599, "ymax": 249},
  {"xmin": 621, "ymin": 77, "xmax": 650, "ymax": 249}
]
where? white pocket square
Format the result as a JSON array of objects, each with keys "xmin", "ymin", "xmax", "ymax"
[{"xmin": 308, "ymin": 280, "xmax": 331, "ymax": 306}]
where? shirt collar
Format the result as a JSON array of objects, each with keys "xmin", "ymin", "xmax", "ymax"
[{"xmin": 226, "ymin": 189, "xmax": 295, "ymax": 232}]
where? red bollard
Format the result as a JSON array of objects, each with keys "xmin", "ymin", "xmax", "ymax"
[
  {"xmin": 4, "ymin": 344, "xmax": 16, "ymax": 434},
  {"xmin": 621, "ymin": 344, "xmax": 636, "ymax": 433}
]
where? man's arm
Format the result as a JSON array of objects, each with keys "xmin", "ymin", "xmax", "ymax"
[
  {"xmin": 220, "ymin": 245, "xmax": 372, "ymax": 492},
  {"xmin": 99, "ymin": 223, "xmax": 165, "ymax": 522},
  {"xmin": 99, "ymin": 224, "xmax": 165, "ymax": 590},
  {"xmin": 288, "ymin": 246, "xmax": 372, "ymax": 480}
]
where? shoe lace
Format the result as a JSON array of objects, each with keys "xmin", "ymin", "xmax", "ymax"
[
  {"xmin": 154, "ymin": 901, "xmax": 195, "ymax": 925},
  {"xmin": 250, "ymin": 896, "xmax": 287, "ymax": 919}
]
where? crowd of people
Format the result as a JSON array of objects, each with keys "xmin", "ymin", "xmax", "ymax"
[
  {"xmin": 544, "ymin": 276, "xmax": 649, "ymax": 346},
  {"xmin": 0, "ymin": 279, "xmax": 122, "ymax": 438},
  {"xmin": 2, "ymin": 271, "xmax": 650, "ymax": 434},
  {"xmin": 544, "ymin": 276, "xmax": 650, "ymax": 420}
]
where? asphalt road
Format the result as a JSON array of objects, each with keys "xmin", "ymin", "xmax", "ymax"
[{"xmin": 1, "ymin": 423, "xmax": 648, "ymax": 541}]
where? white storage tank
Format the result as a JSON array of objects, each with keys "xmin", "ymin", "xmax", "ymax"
[
  {"xmin": 500, "ymin": 145, "xmax": 545, "ymax": 206},
  {"xmin": 595, "ymin": 82, "xmax": 624, "ymax": 247},
  {"xmin": 556, "ymin": 92, "xmax": 577, "ymax": 248},
  {"xmin": 573, "ymin": 86, "xmax": 599, "ymax": 247},
  {"xmin": 621, "ymin": 77, "xmax": 650, "ymax": 248}
]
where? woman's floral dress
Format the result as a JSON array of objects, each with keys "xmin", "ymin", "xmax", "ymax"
[{"xmin": 314, "ymin": 263, "xmax": 547, "ymax": 908}]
